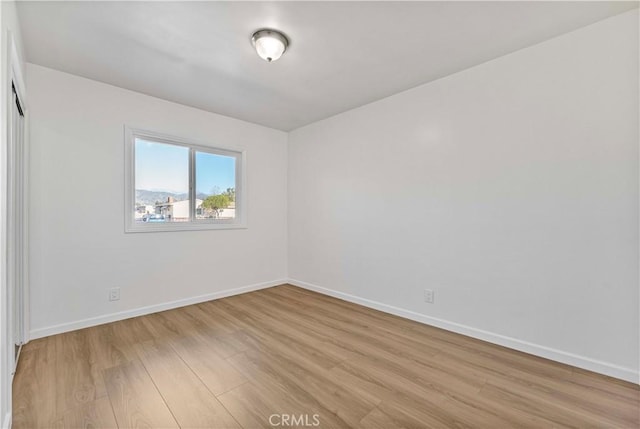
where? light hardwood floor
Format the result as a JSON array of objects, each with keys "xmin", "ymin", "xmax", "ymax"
[{"xmin": 13, "ymin": 284, "xmax": 640, "ymax": 428}]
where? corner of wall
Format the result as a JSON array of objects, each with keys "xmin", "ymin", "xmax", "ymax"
[{"xmin": 284, "ymin": 129, "xmax": 292, "ymax": 280}]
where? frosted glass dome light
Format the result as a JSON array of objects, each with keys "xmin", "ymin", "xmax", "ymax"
[{"xmin": 251, "ymin": 29, "xmax": 289, "ymax": 62}]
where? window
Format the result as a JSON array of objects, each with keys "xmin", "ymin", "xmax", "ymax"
[{"xmin": 125, "ymin": 127, "xmax": 245, "ymax": 232}]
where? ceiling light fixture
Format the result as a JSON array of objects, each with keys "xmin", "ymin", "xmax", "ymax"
[{"xmin": 251, "ymin": 29, "xmax": 289, "ymax": 63}]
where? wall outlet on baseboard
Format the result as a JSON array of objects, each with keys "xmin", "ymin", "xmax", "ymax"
[
  {"xmin": 424, "ymin": 289, "xmax": 434, "ymax": 304},
  {"xmin": 109, "ymin": 287, "xmax": 120, "ymax": 301}
]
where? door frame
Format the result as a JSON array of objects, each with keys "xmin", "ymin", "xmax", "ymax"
[{"xmin": 5, "ymin": 29, "xmax": 28, "ymax": 371}]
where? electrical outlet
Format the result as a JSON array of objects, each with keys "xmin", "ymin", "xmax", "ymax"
[
  {"xmin": 109, "ymin": 287, "xmax": 120, "ymax": 301},
  {"xmin": 424, "ymin": 289, "xmax": 434, "ymax": 304}
]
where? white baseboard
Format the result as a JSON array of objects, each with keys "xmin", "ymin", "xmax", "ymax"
[
  {"xmin": 287, "ymin": 278, "xmax": 639, "ymax": 385},
  {"xmin": 2, "ymin": 412, "xmax": 11, "ymax": 429},
  {"xmin": 29, "ymin": 279, "xmax": 287, "ymax": 340}
]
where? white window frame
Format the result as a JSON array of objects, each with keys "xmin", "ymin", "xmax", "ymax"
[{"xmin": 124, "ymin": 126, "xmax": 247, "ymax": 233}]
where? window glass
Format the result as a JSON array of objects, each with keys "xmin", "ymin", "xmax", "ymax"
[
  {"xmin": 195, "ymin": 151, "xmax": 236, "ymax": 220},
  {"xmin": 134, "ymin": 139, "xmax": 190, "ymax": 223}
]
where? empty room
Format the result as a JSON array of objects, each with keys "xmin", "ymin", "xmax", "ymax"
[{"xmin": 0, "ymin": 0, "xmax": 638, "ymax": 428}]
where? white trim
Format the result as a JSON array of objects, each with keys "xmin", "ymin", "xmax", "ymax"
[
  {"xmin": 31, "ymin": 279, "xmax": 287, "ymax": 340},
  {"xmin": 288, "ymin": 278, "xmax": 640, "ymax": 385},
  {"xmin": 2, "ymin": 29, "xmax": 28, "ymax": 428},
  {"xmin": 30, "ymin": 279, "xmax": 286, "ymax": 340},
  {"xmin": 124, "ymin": 126, "xmax": 247, "ymax": 233},
  {"xmin": 125, "ymin": 221, "xmax": 248, "ymax": 233},
  {"xmin": 19, "ymin": 106, "xmax": 28, "ymax": 345},
  {"xmin": 2, "ymin": 411, "xmax": 10, "ymax": 429},
  {"xmin": 8, "ymin": 30, "xmax": 29, "ymax": 346}
]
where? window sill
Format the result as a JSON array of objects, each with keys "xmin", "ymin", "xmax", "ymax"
[{"xmin": 125, "ymin": 221, "xmax": 247, "ymax": 233}]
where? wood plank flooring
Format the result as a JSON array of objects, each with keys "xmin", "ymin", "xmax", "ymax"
[{"xmin": 13, "ymin": 284, "xmax": 640, "ymax": 428}]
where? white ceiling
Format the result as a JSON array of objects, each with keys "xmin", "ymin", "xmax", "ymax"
[{"xmin": 17, "ymin": 1, "xmax": 638, "ymax": 131}]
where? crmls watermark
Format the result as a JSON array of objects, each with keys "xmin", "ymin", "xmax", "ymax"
[{"xmin": 269, "ymin": 414, "xmax": 320, "ymax": 427}]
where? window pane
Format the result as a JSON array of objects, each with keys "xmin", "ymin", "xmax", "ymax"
[
  {"xmin": 195, "ymin": 151, "xmax": 236, "ymax": 220},
  {"xmin": 135, "ymin": 139, "xmax": 190, "ymax": 223}
]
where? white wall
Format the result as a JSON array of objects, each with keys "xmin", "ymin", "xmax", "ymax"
[
  {"xmin": 0, "ymin": 1, "xmax": 25, "ymax": 426},
  {"xmin": 288, "ymin": 10, "xmax": 639, "ymax": 382},
  {"xmin": 27, "ymin": 63, "xmax": 288, "ymax": 338}
]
